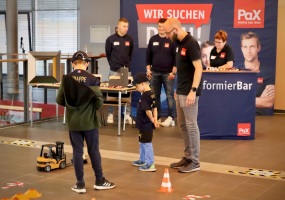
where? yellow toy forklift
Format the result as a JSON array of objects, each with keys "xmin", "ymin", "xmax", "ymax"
[{"xmin": 36, "ymin": 141, "xmax": 66, "ymax": 172}]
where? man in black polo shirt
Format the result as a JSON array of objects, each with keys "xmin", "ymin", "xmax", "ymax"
[
  {"xmin": 164, "ymin": 18, "xmax": 203, "ymax": 173},
  {"xmin": 146, "ymin": 18, "xmax": 177, "ymax": 127},
  {"xmin": 105, "ymin": 18, "xmax": 134, "ymax": 124}
]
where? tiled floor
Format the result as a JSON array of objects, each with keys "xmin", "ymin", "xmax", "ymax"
[{"xmin": 0, "ymin": 114, "xmax": 285, "ymax": 200}]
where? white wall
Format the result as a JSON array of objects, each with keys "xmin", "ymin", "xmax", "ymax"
[
  {"xmin": 275, "ymin": 0, "xmax": 285, "ymax": 111},
  {"xmin": 79, "ymin": 0, "xmax": 120, "ymax": 81}
]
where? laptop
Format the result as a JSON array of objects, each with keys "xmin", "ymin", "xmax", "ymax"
[{"xmin": 29, "ymin": 76, "xmax": 59, "ymax": 84}]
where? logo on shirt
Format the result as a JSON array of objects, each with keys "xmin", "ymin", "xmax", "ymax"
[
  {"xmin": 114, "ymin": 41, "xmax": 119, "ymax": 46},
  {"xmin": 220, "ymin": 52, "xmax": 226, "ymax": 58},
  {"xmin": 72, "ymin": 75, "xmax": 87, "ymax": 83},
  {"xmin": 125, "ymin": 41, "xmax": 130, "ymax": 46},
  {"xmin": 237, "ymin": 123, "xmax": 251, "ymax": 136},
  {"xmin": 164, "ymin": 43, "xmax": 170, "ymax": 48},
  {"xmin": 257, "ymin": 77, "xmax": 263, "ymax": 84},
  {"xmin": 153, "ymin": 42, "xmax": 159, "ymax": 46},
  {"xmin": 181, "ymin": 48, "xmax": 187, "ymax": 56}
]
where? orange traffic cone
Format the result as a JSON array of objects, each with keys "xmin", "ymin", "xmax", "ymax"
[
  {"xmin": 9, "ymin": 193, "xmax": 30, "ymax": 200},
  {"xmin": 24, "ymin": 189, "xmax": 42, "ymax": 198},
  {"xmin": 159, "ymin": 168, "xmax": 173, "ymax": 192}
]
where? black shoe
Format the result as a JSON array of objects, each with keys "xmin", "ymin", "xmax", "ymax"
[
  {"xmin": 170, "ymin": 157, "xmax": 190, "ymax": 169},
  {"xmin": 71, "ymin": 183, "xmax": 86, "ymax": 194},
  {"xmin": 93, "ymin": 177, "xmax": 116, "ymax": 190},
  {"xmin": 178, "ymin": 162, "xmax": 201, "ymax": 173}
]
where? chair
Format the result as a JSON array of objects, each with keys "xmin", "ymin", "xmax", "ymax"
[{"xmin": 101, "ymin": 76, "xmax": 134, "ymax": 131}]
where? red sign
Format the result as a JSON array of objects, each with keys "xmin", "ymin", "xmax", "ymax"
[
  {"xmin": 237, "ymin": 123, "xmax": 251, "ymax": 136},
  {"xmin": 136, "ymin": 4, "xmax": 213, "ymax": 28},
  {"xmin": 234, "ymin": 0, "xmax": 265, "ymax": 28}
]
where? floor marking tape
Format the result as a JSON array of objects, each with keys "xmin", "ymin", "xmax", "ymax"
[
  {"xmin": 1, "ymin": 182, "xmax": 24, "ymax": 190},
  {"xmin": 183, "ymin": 194, "xmax": 211, "ymax": 199},
  {"xmin": 1, "ymin": 139, "xmax": 40, "ymax": 148},
  {"xmin": 228, "ymin": 169, "xmax": 285, "ymax": 179}
]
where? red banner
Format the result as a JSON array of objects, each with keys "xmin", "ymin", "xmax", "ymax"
[
  {"xmin": 234, "ymin": 0, "xmax": 265, "ymax": 28},
  {"xmin": 136, "ymin": 4, "xmax": 213, "ymax": 28}
]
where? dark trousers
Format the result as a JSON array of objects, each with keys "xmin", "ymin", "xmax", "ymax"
[
  {"xmin": 69, "ymin": 129, "xmax": 103, "ymax": 184},
  {"xmin": 150, "ymin": 72, "xmax": 176, "ymax": 118}
]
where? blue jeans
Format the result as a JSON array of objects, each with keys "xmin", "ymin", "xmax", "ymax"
[
  {"xmin": 139, "ymin": 142, "xmax": 154, "ymax": 165},
  {"xmin": 150, "ymin": 72, "xmax": 176, "ymax": 118},
  {"xmin": 176, "ymin": 95, "xmax": 200, "ymax": 164}
]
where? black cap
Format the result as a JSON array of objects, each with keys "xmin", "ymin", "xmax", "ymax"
[
  {"xmin": 71, "ymin": 51, "xmax": 90, "ymax": 63},
  {"xmin": 133, "ymin": 72, "xmax": 149, "ymax": 85}
]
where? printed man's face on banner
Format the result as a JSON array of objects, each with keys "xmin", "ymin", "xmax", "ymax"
[{"xmin": 241, "ymin": 38, "xmax": 261, "ymax": 63}]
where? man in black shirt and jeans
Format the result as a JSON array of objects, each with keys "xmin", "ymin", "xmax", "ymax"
[
  {"xmin": 146, "ymin": 18, "xmax": 177, "ymax": 127},
  {"xmin": 105, "ymin": 18, "xmax": 134, "ymax": 124},
  {"xmin": 164, "ymin": 18, "xmax": 203, "ymax": 173}
]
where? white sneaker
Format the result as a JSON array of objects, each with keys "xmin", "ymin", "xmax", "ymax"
[
  {"xmin": 160, "ymin": 116, "xmax": 175, "ymax": 127},
  {"xmin": 125, "ymin": 115, "xmax": 135, "ymax": 125},
  {"xmin": 107, "ymin": 114, "xmax": 114, "ymax": 123}
]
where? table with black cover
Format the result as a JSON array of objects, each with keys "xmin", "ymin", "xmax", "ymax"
[{"xmin": 198, "ymin": 71, "xmax": 258, "ymax": 140}]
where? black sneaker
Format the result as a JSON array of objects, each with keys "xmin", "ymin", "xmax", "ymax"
[
  {"xmin": 93, "ymin": 177, "xmax": 116, "ymax": 190},
  {"xmin": 170, "ymin": 157, "xmax": 190, "ymax": 169},
  {"xmin": 178, "ymin": 162, "xmax": 200, "ymax": 173},
  {"xmin": 71, "ymin": 184, "xmax": 86, "ymax": 194}
]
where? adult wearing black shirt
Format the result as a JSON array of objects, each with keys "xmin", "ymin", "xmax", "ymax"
[
  {"xmin": 146, "ymin": 18, "xmax": 177, "ymax": 127},
  {"xmin": 105, "ymin": 18, "xmax": 134, "ymax": 124},
  {"xmin": 164, "ymin": 18, "xmax": 203, "ymax": 173},
  {"xmin": 210, "ymin": 30, "xmax": 234, "ymax": 70}
]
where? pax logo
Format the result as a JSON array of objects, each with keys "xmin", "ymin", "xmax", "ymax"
[
  {"xmin": 234, "ymin": 0, "xmax": 265, "ymax": 28},
  {"xmin": 238, "ymin": 9, "xmax": 261, "ymax": 20},
  {"xmin": 237, "ymin": 123, "xmax": 251, "ymax": 136}
]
